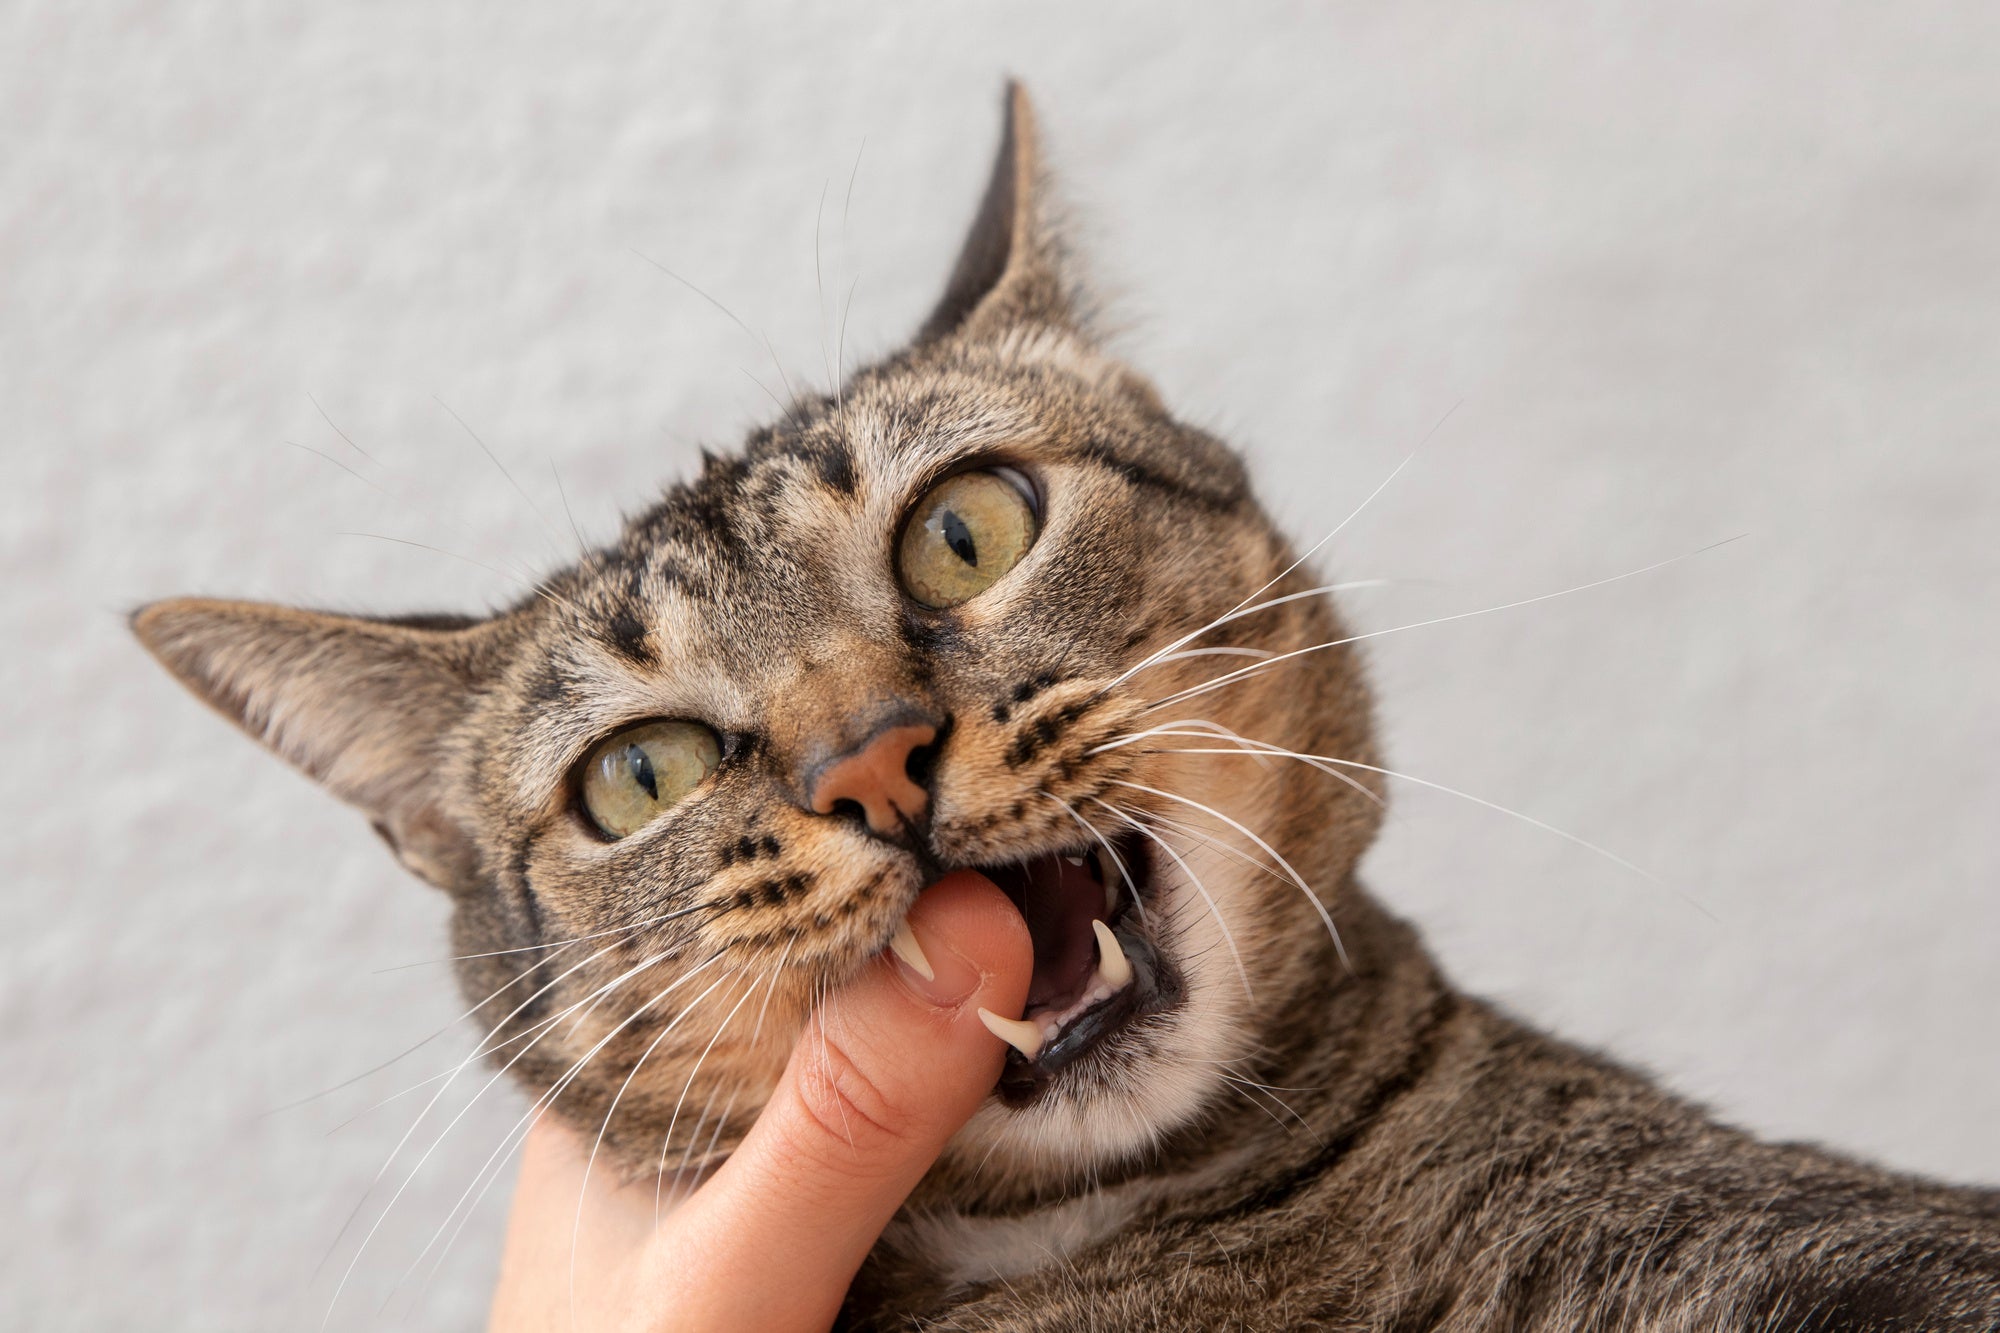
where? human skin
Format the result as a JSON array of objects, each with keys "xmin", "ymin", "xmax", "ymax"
[{"xmin": 488, "ymin": 871, "xmax": 1033, "ymax": 1333}]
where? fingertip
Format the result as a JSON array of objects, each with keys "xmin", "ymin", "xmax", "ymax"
[{"xmin": 903, "ymin": 868, "xmax": 1033, "ymax": 1011}]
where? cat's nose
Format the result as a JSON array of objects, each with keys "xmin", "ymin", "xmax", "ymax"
[{"xmin": 806, "ymin": 715, "xmax": 940, "ymax": 839}]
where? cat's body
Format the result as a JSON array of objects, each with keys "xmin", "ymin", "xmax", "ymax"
[
  {"xmin": 860, "ymin": 890, "xmax": 2000, "ymax": 1330},
  {"xmin": 135, "ymin": 87, "xmax": 1999, "ymax": 1330}
]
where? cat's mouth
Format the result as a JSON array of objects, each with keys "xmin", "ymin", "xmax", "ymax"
[{"xmin": 966, "ymin": 833, "xmax": 1174, "ymax": 1104}]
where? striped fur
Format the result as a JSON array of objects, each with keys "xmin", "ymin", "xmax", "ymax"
[{"xmin": 135, "ymin": 87, "xmax": 1999, "ymax": 1329}]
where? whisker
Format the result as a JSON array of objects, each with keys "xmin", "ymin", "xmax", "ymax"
[
  {"xmin": 814, "ymin": 179, "xmax": 835, "ymax": 402},
  {"xmin": 281, "ymin": 439, "xmax": 389, "ymax": 494},
  {"xmin": 432, "ymin": 396, "xmax": 566, "ymax": 551},
  {"xmin": 1141, "ymin": 738, "xmax": 1711, "ymax": 917},
  {"xmin": 1145, "ymin": 536, "xmax": 1747, "ymax": 715},
  {"xmin": 335, "ymin": 531, "xmax": 588, "ymax": 622},
  {"xmin": 308, "ymin": 390, "xmax": 382, "ymax": 466},
  {"xmin": 1094, "ymin": 579, "xmax": 1393, "ymax": 699},
  {"xmin": 1218, "ymin": 1072, "xmax": 1320, "ymax": 1141},
  {"xmin": 1097, "ymin": 719, "xmax": 1381, "ymax": 807},
  {"xmin": 653, "ymin": 969, "xmax": 764, "ymax": 1207},
  {"xmin": 549, "ymin": 458, "xmax": 588, "ymax": 559},
  {"xmin": 1235, "ymin": 399, "xmax": 1457, "ymax": 615},
  {"xmin": 1043, "ymin": 791, "xmax": 1147, "ymax": 924},
  {"xmin": 738, "ymin": 365, "xmax": 789, "ymax": 415},
  {"xmin": 1125, "ymin": 807, "xmax": 1293, "ymax": 890},
  {"xmin": 325, "ymin": 946, "xmax": 713, "ymax": 1322},
  {"xmin": 628, "ymin": 247, "xmax": 796, "ymax": 406},
  {"xmin": 1092, "ymin": 404, "xmax": 1456, "ymax": 698},
  {"xmin": 1088, "ymin": 799, "xmax": 1252, "ymax": 1002},
  {"xmin": 569, "ymin": 973, "xmax": 758, "ymax": 1319},
  {"xmin": 274, "ymin": 942, "xmax": 581, "ymax": 1121},
  {"xmin": 373, "ymin": 898, "xmax": 718, "ymax": 972},
  {"xmin": 1107, "ymin": 779, "xmax": 1348, "ymax": 970},
  {"xmin": 393, "ymin": 954, "xmax": 731, "ymax": 1304},
  {"xmin": 1145, "ymin": 646, "xmax": 1277, "ymax": 666},
  {"xmin": 654, "ymin": 936, "xmax": 795, "ymax": 1210},
  {"xmin": 647, "ymin": 970, "xmax": 758, "ymax": 1210},
  {"xmin": 312, "ymin": 931, "xmax": 649, "ymax": 1280}
]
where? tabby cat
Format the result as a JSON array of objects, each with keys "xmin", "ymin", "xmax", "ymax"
[{"xmin": 135, "ymin": 86, "xmax": 1999, "ymax": 1330}]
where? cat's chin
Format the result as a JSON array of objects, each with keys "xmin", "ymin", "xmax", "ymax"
[{"xmin": 960, "ymin": 833, "xmax": 1183, "ymax": 1106}]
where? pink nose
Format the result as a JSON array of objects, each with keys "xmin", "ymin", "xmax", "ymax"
[{"xmin": 807, "ymin": 722, "xmax": 937, "ymax": 837}]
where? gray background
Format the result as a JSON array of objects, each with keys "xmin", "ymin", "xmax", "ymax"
[{"xmin": 5, "ymin": 2, "xmax": 1996, "ymax": 1328}]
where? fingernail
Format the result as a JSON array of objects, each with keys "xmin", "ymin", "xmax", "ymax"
[{"xmin": 888, "ymin": 904, "xmax": 980, "ymax": 1007}]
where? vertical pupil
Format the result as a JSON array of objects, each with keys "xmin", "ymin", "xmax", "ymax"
[
  {"xmin": 625, "ymin": 745, "xmax": 659, "ymax": 800},
  {"xmin": 941, "ymin": 509, "xmax": 978, "ymax": 565}
]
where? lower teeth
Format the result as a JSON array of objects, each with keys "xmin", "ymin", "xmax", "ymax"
[{"xmin": 981, "ymin": 920, "xmax": 1135, "ymax": 1062}]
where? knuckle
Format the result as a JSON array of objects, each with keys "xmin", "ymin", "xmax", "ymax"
[{"xmin": 789, "ymin": 1023, "xmax": 921, "ymax": 1166}]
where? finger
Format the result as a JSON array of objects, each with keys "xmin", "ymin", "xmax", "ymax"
[
  {"xmin": 629, "ymin": 869, "xmax": 1032, "ymax": 1332},
  {"xmin": 489, "ymin": 1118, "xmax": 658, "ymax": 1332}
]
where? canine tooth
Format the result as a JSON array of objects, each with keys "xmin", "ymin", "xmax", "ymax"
[
  {"xmin": 888, "ymin": 917, "xmax": 934, "ymax": 982},
  {"xmin": 978, "ymin": 1008, "xmax": 1045, "ymax": 1060},
  {"xmin": 1062, "ymin": 854, "xmax": 1087, "ymax": 868},
  {"xmin": 1091, "ymin": 919, "xmax": 1133, "ymax": 989}
]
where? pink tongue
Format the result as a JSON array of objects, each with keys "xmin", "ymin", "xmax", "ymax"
[{"xmin": 993, "ymin": 855, "xmax": 1102, "ymax": 1012}]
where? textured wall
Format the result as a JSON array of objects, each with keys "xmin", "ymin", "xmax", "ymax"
[{"xmin": 5, "ymin": 3, "xmax": 1997, "ymax": 1327}]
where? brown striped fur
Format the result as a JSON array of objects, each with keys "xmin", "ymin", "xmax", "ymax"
[{"xmin": 134, "ymin": 86, "xmax": 1999, "ymax": 1329}]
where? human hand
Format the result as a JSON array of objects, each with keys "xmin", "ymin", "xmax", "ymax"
[{"xmin": 487, "ymin": 869, "xmax": 1034, "ymax": 1332}]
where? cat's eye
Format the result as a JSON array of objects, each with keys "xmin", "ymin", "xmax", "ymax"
[
  {"xmin": 578, "ymin": 720, "xmax": 721, "ymax": 839},
  {"xmin": 896, "ymin": 467, "xmax": 1039, "ymax": 609}
]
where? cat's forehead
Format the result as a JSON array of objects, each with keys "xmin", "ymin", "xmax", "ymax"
[
  {"xmin": 526, "ymin": 343, "xmax": 1127, "ymax": 716},
  {"xmin": 601, "ymin": 343, "xmax": 1119, "ymax": 583}
]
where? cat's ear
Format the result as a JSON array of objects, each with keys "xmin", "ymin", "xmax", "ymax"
[
  {"xmin": 919, "ymin": 82, "xmax": 1087, "ymax": 345},
  {"xmin": 132, "ymin": 597, "xmax": 501, "ymax": 893}
]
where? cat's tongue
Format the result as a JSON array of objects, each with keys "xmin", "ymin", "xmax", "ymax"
[{"xmin": 982, "ymin": 853, "xmax": 1108, "ymax": 1013}]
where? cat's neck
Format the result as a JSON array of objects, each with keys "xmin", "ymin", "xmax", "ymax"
[{"xmin": 864, "ymin": 883, "xmax": 1454, "ymax": 1305}]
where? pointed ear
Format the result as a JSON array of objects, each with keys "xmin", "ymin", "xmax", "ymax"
[
  {"xmin": 132, "ymin": 597, "xmax": 502, "ymax": 892},
  {"xmin": 919, "ymin": 82, "xmax": 1087, "ymax": 345}
]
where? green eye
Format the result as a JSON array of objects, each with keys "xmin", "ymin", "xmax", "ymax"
[
  {"xmin": 897, "ymin": 468, "xmax": 1039, "ymax": 609},
  {"xmin": 579, "ymin": 720, "xmax": 721, "ymax": 839}
]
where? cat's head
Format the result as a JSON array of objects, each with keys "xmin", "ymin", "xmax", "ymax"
[{"xmin": 134, "ymin": 86, "xmax": 1383, "ymax": 1198}]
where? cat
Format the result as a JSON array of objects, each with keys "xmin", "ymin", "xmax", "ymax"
[{"xmin": 135, "ymin": 85, "xmax": 2000, "ymax": 1331}]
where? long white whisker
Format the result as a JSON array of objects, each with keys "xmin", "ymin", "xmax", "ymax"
[
  {"xmin": 1098, "ymin": 720, "xmax": 1383, "ymax": 807},
  {"xmin": 335, "ymin": 531, "xmax": 588, "ymax": 623},
  {"xmin": 375, "ymin": 899, "xmax": 718, "ymax": 972},
  {"xmin": 270, "ymin": 942, "xmax": 580, "ymax": 1118},
  {"xmin": 1146, "ymin": 537, "xmax": 1747, "ymax": 715},
  {"xmin": 1043, "ymin": 791, "xmax": 1146, "ymax": 924},
  {"xmin": 1128, "ymin": 807, "xmax": 1292, "ymax": 889},
  {"xmin": 1088, "ymin": 799, "xmax": 1252, "ymax": 1002},
  {"xmin": 1093, "ymin": 409, "xmax": 1454, "ymax": 700},
  {"xmin": 1144, "ymin": 739, "xmax": 1710, "ymax": 916},
  {"xmin": 1147, "ymin": 646, "xmax": 1277, "ymax": 665},
  {"xmin": 433, "ymin": 396, "xmax": 567, "ymax": 552},
  {"xmin": 1095, "ymin": 579, "xmax": 1393, "ymax": 698},
  {"xmin": 398, "ymin": 955, "xmax": 731, "ymax": 1301},
  {"xmin": 569, "ymin": 974, "xmax": 760, "ymax": 1321},
  {"xmin": 307, "ymin": 390, "xmax": 381, "ymax": 466},
  {"xmin": 312, "ymin": 929, "xmax": 652, "ymax": 1282},
  {"xmin": 327, "ymin": 946, "xmax": 711, "ymax": 1322},
  {"xmin": 1240, "ymin": 400, "xmax": 1458, "ymax": 609},
  {"xmin": 1107, "ymin": 779, "xmax": 1348, "ymax": 970}
]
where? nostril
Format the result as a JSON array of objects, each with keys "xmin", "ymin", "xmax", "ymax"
[
  {"xmin": 829, "ymin": 797, "xmax": 867, "ymax": 826},
  {"xmin": 904, "ymin": 739, "xmax": 939, "ymax": 790}
]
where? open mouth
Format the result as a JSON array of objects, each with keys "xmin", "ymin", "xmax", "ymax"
[{"xmin": 969, "ymin": 831, "xmax": 1174, "ymax": 1104}]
